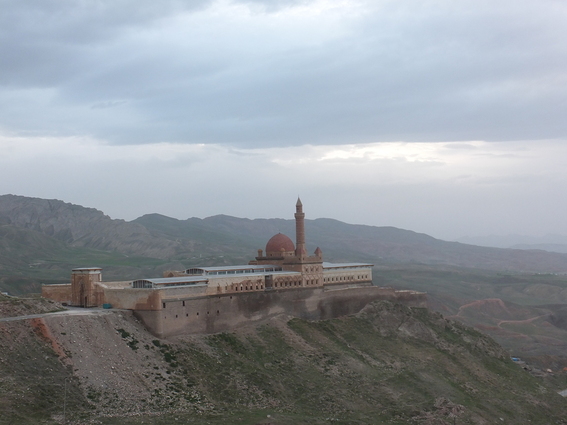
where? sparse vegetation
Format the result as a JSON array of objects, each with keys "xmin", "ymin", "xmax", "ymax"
[
  {"xmin": 116, "ymin": 328, "xmax": 139, "ymax": 350},
  {"xmin": 2, "ymin": 300, "xmax": 567, "ymax": 424},
  {"xmin": 4, "ymin": 195, "xmax": 567, "ymax": 423}
]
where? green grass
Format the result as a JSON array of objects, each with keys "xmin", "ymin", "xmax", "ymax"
[{"xmin": 377, "ymin": 265, "xmax": 567, "ymax": 307}]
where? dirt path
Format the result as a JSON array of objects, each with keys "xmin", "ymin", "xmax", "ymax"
[
  {"xmin": 496, "ymin": 315, "xmax": 547, "ymax": 328},
  {"xmin": 0, "ymin": 307, "xmax": 114, "ymax": 322}
]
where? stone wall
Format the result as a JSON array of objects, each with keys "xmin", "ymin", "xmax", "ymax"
[
  {"xmin": 323, "ymin": 267, "xmax": 372, "ymax": 285},
  {"xmin": 136, "ymin": 285, "xmax": 426, "ymax": 338},
  {"xmin": 41, "ymin": 284, "xmax": 72, "ymax": 304},
  {"xmin": 103, "ymin": 287, "xmax": 162, "ymax": 310}
]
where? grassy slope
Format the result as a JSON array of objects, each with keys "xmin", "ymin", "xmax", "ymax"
[
  {"xmin": 376, "ymin": 264, "xmax": 567, "ymax": 364},
  {"xmin": 2, "ymin": 301, "xmax": 567, "ymax": 425},
  {"xmin": 0, "ymin": 224, "xmax": 171, "ymax": 295}
]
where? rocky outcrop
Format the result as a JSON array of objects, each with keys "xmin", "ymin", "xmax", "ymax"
[{"xmin": 0, "ymin": 194, "xmax": 180, "ymax": 258}]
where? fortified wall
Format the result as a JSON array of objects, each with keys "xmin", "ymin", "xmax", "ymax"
[{"xmin": 136, "ymin": 286, "xmax": 426, "ymax": 338}]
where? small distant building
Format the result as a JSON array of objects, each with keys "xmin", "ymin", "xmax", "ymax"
[{"xmin": 42, "ymin": 199, "xmax": 425, "ymax": 337}]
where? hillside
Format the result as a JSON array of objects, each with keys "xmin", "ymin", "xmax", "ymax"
[
  {"xmin": 373, "ymin": 265, "xmax": 567, "ymax": 370},
  {"xmin": 6, "ymin": 194, "xmax": 567, "ymax": 365},
  {"xmin": 0, "ymin": 194, "xmax": 181, "ymax": 258},
  {"xmin": 2, "ymin": 299, "xmax": 567, "ymax": 425},
  {"xmin": 4, "ymin": 195, "xmax": 567, "ymax": 287},
  {"xmin": 137, "ymin": 213, "xmax": 567, "ymax": 272}
]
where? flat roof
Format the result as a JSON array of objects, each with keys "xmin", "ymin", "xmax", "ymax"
[
  {"xmin": 323, "ymin": 262, "xmax": 374, "ymax": 269},
  {"xmin": 207, "ymin": 270, "xmax": 301, "ymax": 279},
  {"xmin": 187, "ymin": 264, "xmax": 281, "ymax": 272},
  {"xmin": 99, "ymin": 281, "xmax": 135, "ymax": 289},
  {"xmin": 135, "ymin": 277, "xmax": 208, "ymax": 285}
]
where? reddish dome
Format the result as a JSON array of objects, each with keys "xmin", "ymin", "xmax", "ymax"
[{"xmin": 266, "ymin": 233, "xmax": 295, "ymax": 254}]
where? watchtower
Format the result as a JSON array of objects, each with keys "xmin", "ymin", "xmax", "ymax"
[{"xmin": 71, "ymin": 267, "xmax": 102, "ymax": 307}]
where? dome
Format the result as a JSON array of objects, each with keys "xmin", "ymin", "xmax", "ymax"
[{"xmin": 265, "ymin": 233, "xmax": 295, "ymax": 254}]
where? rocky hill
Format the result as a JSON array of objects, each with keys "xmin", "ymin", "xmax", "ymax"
[
  {"xmin": 2, "ymin": 299, "xmax": 567, "ymax": 425},
  {"xmin": 0, "ymin": 194, "xmax": 182, "ymax": 258},
  {"xmin": 6, "ymin": 194, "xmax": 567, "ymax": 369},
  {"xmin": 136, "ymin": 213, "xmax": 567, "ymax": 272}
]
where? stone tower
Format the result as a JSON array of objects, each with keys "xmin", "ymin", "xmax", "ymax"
[
  {"xmin": 295, "ymin": 197, "xmax": 307, "ymax": 258},
  {"xmin": 251, "ymin": 198, "xmax": 324, "ymax": 288},
  {"xmin": 71, "ymin": 267, "xmax": 102, "ymax": 307}
]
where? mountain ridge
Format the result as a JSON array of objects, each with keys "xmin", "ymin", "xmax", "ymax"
[{"xmin": 4, "ymin": 194, "xmax": 567, "ymax": 280}]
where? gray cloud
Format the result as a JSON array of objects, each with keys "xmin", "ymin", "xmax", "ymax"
[{"xmin": 1, "ymin": 0, "xmax": 567, "ymax": 147}]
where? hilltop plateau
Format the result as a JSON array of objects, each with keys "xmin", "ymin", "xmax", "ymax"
[{"xmin": 2, "ymin": 298, "xmax": 567, "ymax": 425}]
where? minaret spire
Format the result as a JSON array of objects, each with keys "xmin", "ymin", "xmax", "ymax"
[{"xmin": 295, "ymin": 197, "xmax": 306, "ymax": 257}]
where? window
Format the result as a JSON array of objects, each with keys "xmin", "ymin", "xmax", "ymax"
[
  {"xmin": 162, "ymin": 302, "xmax": 166, "ymax": 309},
  {"xmin": 132, "ymin": 279, "xmax": 154, "ymax": 289}
]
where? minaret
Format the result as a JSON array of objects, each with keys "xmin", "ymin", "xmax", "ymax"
[{"xmin": 295, "ymin": 197, "xmax": 306, "ymax": 257}]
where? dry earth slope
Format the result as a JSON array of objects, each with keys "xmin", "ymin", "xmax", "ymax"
[{"xmin": 1, "ymin": 298, "xmax": 567, "ymax": 425}]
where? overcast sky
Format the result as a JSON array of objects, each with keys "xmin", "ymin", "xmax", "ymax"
[{"xmin": 1, "ymin": 0, "xmax": 567, "ymax": 241}]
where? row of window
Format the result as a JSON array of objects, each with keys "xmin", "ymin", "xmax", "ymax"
[
  {"xmin": 233, "ymin": 284, "xmax": 264, "ymax": 291},
  {"xmin": 273, "ymin": 280, "xmax": 302, "ymax": 288},
  {"xmin": 324, "ymin": 266, "xmax": 371, "ymax": 271},
  {"xmin": 323, "ymin": 274, "xmax": 369, "ymax": 283},
  {"xmin": 164, "ymin": 309, "xmax": 221, "ymax": 320},
  {"xmin": 273, "ymin": 278, "xmax": 320, "ymax": 288}
]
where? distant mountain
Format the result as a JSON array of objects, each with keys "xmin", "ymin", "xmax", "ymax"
[
  {"xmin": 457, "ymin": 234, "xmax": 567, "ymax": 253},
  {"xmin": 137, "ymin": 213, "xmax": 567, "ymax": 273},
  {"xmin": 4, "ymin": 194, "xmax": 567, "ymax": 296},
  {"xmin": 510, "ymin": 243, "xmax": 567, "ymax": 254},
  {"xmin": 0, "ymin": 194, "xmax": 180, "ymax": 258}
]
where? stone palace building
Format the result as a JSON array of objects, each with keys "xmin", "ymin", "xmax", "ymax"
[{"xmin": 43, "ymin": 199, "xmax": 424, "ymax": 337}]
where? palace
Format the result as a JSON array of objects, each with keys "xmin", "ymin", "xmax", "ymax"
[{"xmin": 42, "ymin": 199, "xmax": 425, "ymax": 337}]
